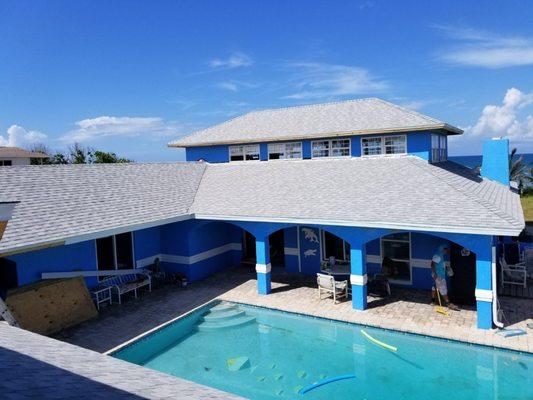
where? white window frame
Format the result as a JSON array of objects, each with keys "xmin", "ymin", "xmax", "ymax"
[
  {"xmin": 439, "ymin": 135, "xmax": 447, "ymax": 162},
  {"xmin": 228, "ymin": 144, "xmax": 261, "ymax": 162},
  {"xmin": 380, "ymin": 233, "xmax": 412, "ymax": 284},
  {"xmin": 267, "ymin": 141, "xmax": 303, "ymax": 160},
  {"xmin": 361, "ymin": 135, "xmax": 407, "ymax": 157},
  {"xmin": 311, "ymin": 138, "xmax": 351, "ymax": 158},
  {"xmin": 431, "ymin": 133, "xmax": 440, "ymax": 162},
  {"xmin": 320, "ymin": 229, "xmax": 350, "ymax": 262},
  {"xmin": 95, "ymin": 232, "xmax": 136, "ymax": 272}
]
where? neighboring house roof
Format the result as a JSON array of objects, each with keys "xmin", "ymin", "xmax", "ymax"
[
  {"xmin": 0, "ymin": 163, "xmax": 206, "ymax": 255},
  {"xmin": 0, "ymin": 157, "xmax": 523, "ymax": 255},
  {"xmin": 0, "ymin": 147, "xmax": 49, "ymax": 159},
  {"xmin": 169, "ymin": 98, "xmax": 463, "ymax": 148}
]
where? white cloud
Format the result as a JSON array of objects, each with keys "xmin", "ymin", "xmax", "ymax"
[
  {"xmin": 209, "ymin": 52, "xmax": 253, "ymax": 69},
  {"xmin": 468, "ymin": 88, "xmax": 533, "ymax": 142},
  {"xmin": 59, "ymin": 116, "xmax": 180, "ymax": 143},
  {"xmin": 437, "ymin": 26, "xmax": 533, "ymax": 68},
  {"xmin": 283, "ymin": 62, "xmax": 388, "ymax": 100},
  {"xmin": 0, "ymin": 125, "xmax": 47, "ymax": 147}
]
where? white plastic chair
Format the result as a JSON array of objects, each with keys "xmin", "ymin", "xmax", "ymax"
[
  {"xmin": 500, "ymin": 257, "xmax": 527, "ymax": 288},
  {"xmin": 317, "ymin": 273, "xmax": 348, "ymax": 304}
]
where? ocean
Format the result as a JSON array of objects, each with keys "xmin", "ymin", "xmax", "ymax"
[{"xmin": 450, "ymin": 153, "xmax": 533, "ymax": 169}]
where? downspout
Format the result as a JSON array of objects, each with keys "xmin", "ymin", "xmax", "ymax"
[{"xmin": 491, "ymin": 244, "xmax": 504, "ymax": 328}]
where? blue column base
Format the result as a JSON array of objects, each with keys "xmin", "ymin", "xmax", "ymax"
[
  {"xmin": 257, "ymin": 272, "xmax": 271, "ymax": 295},
  {"xmin": 352, "ymin": 285, "xmax": 367, "ymax": 310},
  {"xmin": 476, "ymin": 300, "xmax": 493, "ymax": 329}
]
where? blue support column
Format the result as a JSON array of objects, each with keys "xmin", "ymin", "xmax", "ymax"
[
  {"xmin": 475, "ymin": 243, "xmax": 493, "ymax": 329},
  {"xmin": 350, "ymin": 243, "xmax": 367, "ymax": 310},
  {"xmin": 256, "ymin": 236, "xmax": 271, "ymax": 295}
]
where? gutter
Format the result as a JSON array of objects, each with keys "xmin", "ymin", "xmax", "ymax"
[{"xmin": 492, "ymin": 244, "xmax": 504, "ymax": 328}]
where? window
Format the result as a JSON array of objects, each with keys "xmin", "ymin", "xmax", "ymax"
[
  {"xmin": 268, "ymin": 142, "xmax": 302, "ymax": 160},
  {"xmin": 229, "ymin": 144, "xmax": 260, "ymax": 162},
  {"xmin": 381, "ymin": 233, "xmax": 411, "ymax": 283},
  {"xmin": 439, "ymin": 135, "xmax": 447, "ymax": 161},
  {"xmin": 361, "ymin": 135, "xmax": 406, "ymax": 156},
  {"xmin": 431, "ymin": 134, "xmax": 447, "ymax": 163},
  {"xmin": 311, "ymin": 139, "xmax": 350, "ymax": 158},
  {"xmin": 321, "ymin": 231, "xmax": 350, "ymax": 262},
  {"xmin": 0, "ymin": 160, "xmax": 12, "ymax": 166},
  {"xmin": 96, "ymin": 232, "xmax": 134, "ymax": 273}
]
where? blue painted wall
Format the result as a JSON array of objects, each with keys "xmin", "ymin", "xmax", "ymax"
[
  {"xmin": 183, "ymin": 130, "xmax": 444, "ymax": 163},
  {"xmin": 7, "ymin": 240, "xmax": 98, "ymax": 287},
  {"xmin": 481, "ymin": 138, "xmax": 510, "ymax": 185},
  {"xmin": 283, "ymin": 227, "xmax": 299, "ymax": 273}
]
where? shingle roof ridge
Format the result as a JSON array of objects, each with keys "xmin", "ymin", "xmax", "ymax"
[
  {"xmin": 244, "ymin": 97, "xmax": 379, "ymax": 114},
  {"xmin": 407, "ymin": 158, "xmax": 523, "ymax": 228}
]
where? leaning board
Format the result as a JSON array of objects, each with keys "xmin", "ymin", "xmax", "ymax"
[{"xmin": 5, "ymin": 277, "xmax": 98, "ymax": 335}]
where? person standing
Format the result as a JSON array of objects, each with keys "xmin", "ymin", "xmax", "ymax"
[{"xmin": 431, "ymin": 244, "xmax": 459, "ymax": 311}]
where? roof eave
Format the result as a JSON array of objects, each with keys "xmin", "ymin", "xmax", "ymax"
[
  {"xmin": 192, "ymin": 213, "xmax": 522, "ymax": 237},
  {"xmin": 168, "ymin": 124, "xmax": 463, "ymax": 148}
]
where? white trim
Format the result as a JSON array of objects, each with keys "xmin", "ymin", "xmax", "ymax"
[
  {"xmin": 42, "ymin": 269, "xmax": 145, "ymax": 279},
  {"xmin": 366, "ymin": 254, "xmax": 381, "ymax": 264},
  {"xmin": 192, "ymin": 214, "xmax": 521, "ymax": 237},
  {"xmin": 284, "ymin": 247, "xmax": 299, "ymax": 256},
  {"xmin": 350, "ymin": 274, "xmax": 368, "ymax": 285},
  {"xmin": 135, "ymin": 242, "xmax": 242, "ymax": 268},
  {"xmin": 256, "ymin": 263, "xmax": 272, "ymax": 273},
  {"xmin": 410, "ymin": 258, "xmax": 432, "ymax": 269},
  {"xmin": 311, "ymin": 138, "xmax": 351, "ymax": 159},
  {"xmin": 475, "ymin": 288, "xmax": 493, "ymax": 302}
]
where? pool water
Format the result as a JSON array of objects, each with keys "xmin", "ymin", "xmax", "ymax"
[{"xmin": 113, "ymin": 301, "xmax": 532, "ymax": 400}]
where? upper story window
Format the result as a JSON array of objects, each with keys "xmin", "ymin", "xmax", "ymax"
[
  {"xmin": 311, "ymin": 139, "xmax": 350, "ymax": 158},
  {"xmin": 229, "ymin": 144, "xmax": 260, "ymax": 162},
  {"xmin": 268, "ymin": 142, "xmax": 302, "ymax": 160},
  {"xmin": 361, "ymin": 135, "xmax": 406, "ymax": 156},
  {"xmin": 431, "ymin": 134, "xmax": 447, "ymax": 163},
  {"xmin": 0, "ymin": 160, "xmax": 13, "ymax": 166}
]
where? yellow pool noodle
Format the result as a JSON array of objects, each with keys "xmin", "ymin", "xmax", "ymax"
[{"xmin": 360, "ymin": 329, "xmax": 397, "ymax": 352}]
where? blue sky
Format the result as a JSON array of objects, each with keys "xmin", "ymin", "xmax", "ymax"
[{"xmin": 1, "ymin": 0, "xmax": 532, "ymax": 161}]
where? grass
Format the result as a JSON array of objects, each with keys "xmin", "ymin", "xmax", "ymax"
[{"xmin": 521, "ymin": 194, "xmax": 533, "ymax": 223}]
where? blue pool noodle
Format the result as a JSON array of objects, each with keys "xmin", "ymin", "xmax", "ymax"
[{"xmin": 299, "ymin": 374, "xmax": 356, "ymax": 395}]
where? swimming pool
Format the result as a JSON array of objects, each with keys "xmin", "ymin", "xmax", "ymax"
[{"xmin": 112, "ymin": 301, "xmax": 532, "ymax": 399}]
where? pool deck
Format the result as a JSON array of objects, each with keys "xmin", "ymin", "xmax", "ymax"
[{"xmin": 55, "ymin": 266, "xmax": 532, "ymax": 354}]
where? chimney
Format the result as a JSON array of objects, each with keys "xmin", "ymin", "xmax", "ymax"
[
  {"xmin": 481, "ymin": 138, "xmax": 509, "ymax": 186},
  {"xmin": 0, "ymin": 202, "xmax": 18, "ymax": 241}
]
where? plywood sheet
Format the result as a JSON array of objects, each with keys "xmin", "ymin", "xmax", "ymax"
[{"xmin": 5, "ymin": 277, "xmax": 98, "ymax": 335}]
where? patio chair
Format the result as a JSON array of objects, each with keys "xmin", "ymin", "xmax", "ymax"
[
  {"xmin": 503, "ymin": 242, "xmax": 522, "ymax": 265},
  {"xmin": 500, "ymin": 257, "xmax": 527, "ymax": 288},
  {"xmin": 525, "ymin": 248, "xmax": 533, "ymax": 279},
  {"xmin": 317, "ymin": 273, "xmax": 348, "ymax": 304}
]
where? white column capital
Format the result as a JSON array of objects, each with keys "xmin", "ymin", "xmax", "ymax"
[
  {"xmin": 256, "ymin": 263, "xmax": 271, "ymax": 274},
  {"xmin": 350, "ymin": 274, "xmax": 368, "ymax": 286},
  {"xmin": 475, "ymin": 288, "xmax": 493, "ymax": 302}
]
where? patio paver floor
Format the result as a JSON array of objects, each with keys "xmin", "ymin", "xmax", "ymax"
[{"xmin": 55, "ymin": 265, "xmax": 533, "ymax": 354}]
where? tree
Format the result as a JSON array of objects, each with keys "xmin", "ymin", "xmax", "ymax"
[
  {"xmin": 68, "ymin": 143, "xmax": 94, "ymax": 164},
  {"xmin": 509, "ymin": 148, "xmax": 532, "ymax": 192},
  {"xmin": 25, "ymin": 143, "xmax": 133, "ymax": 165},
  {"xmin": 92, "ymin": 150, "xmax": 132, "ymax": 164}
]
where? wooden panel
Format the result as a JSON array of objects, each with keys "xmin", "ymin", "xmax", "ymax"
[
  {"xmin": 0, "ymin": 220, "xmax": 7, "ymax": 240},
  {"xmin": 5, "ymin": 277, "xmax": 98, "ymax": 335}
]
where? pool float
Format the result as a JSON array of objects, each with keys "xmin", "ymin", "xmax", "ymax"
[
  {"xmin": 299, "ymin": 374, "xmax": 356, "ymax": 394},
  {"xmin": 360, "ymin": 329, "xmax": 397, "ymax": 352}
]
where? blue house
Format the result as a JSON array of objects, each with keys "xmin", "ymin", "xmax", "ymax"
[{"xmin": 0, "ymin": 98, "xmax": 524, "ymax": 330}]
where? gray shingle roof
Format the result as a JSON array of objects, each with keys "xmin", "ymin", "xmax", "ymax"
[
  {"xmin": 0, "ymin": 157, "xmax": 523, "ymax": 255},
  {"xmin": 191, "ymin": 157, "xmax": 524, "ymax": 236},
  {"xmin": 0, "ymin": 163, "xmax": 205, "ymax": 254},
  {"xmin": 169, "ymin": 98, "xmax": 463, "ymax": 147}
]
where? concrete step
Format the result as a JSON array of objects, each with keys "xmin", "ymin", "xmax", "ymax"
[
  {"xmin": 203, "ymin": 309, "xmax": 246, "ymax": 321},
  {"xmin": 198, "ymin": 315, "xmax": 256, "ymax": 331},
  {"xmin": 210, "ymin": 302, "xmax": 238, "ymax": 312}
]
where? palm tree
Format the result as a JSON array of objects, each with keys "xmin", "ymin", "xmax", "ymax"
[{"xmin": 509, "ymin": 148, "xmax": 532, "ymax": 192}]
